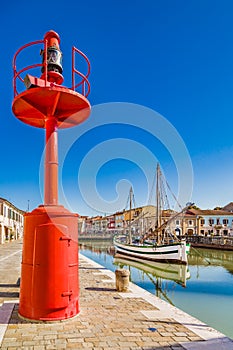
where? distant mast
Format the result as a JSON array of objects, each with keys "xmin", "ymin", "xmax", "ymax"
[
  {"xmin": 155, "ymin": 164, "xmax": 162, "ymax": 244},
  {"xmin": 128, "ymin": 186, "xmax": 133, "ymax": 244}
]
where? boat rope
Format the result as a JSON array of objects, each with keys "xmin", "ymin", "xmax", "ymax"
[{"xmin": 164, "ymin": 178, "xmax": 183, "ymax": 211}]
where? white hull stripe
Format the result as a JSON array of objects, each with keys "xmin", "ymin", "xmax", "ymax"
[{"xmin": 115, "ymin": 244, "xmax": 179, "ymax": 256}]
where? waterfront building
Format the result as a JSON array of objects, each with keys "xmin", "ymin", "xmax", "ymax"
[
  {"xmin": 78, "ymin": 205, "xmax": 233, "ymax": 238},
  {"xmin": 79, "ymin": 214, "xmax": 116, "ymax": 235},
  {"xmin": 99, "ymin": 216, "xmax": 108, "ymax": 233},
  {"xmin": 114, "ymin": 205, "xmax": 156, "ymax": 235},
  {"xmin": 83, "ymin": 217, "xmax": 94, "ymax": 233},
  {"xmin": 106, "ymin": 215, "xmax": 115, "ymax": 230},
  {"xmin": 90, "ymin": 216, "xmax": 103, "ymax": 233},
  {"xmin": 78, "ymin": 215, "xmax": 88, "ymax": 233},
  {"xmin": 79, "ymin": 205, "xmax": 157, "ymax": 235},
  {"xmin": 114, "ymin": 211, "xmax": 125, "ymax": 230},
  {"xmin": 170, "ymin": 210, "xmax": 198, "ymax": 236},
  {"xmin": 222, "ymin": 202, "xmax": 233, "ymax": 212},
  {"xmin": 123, "ymin": 206, "xmax": 142, "ymax": 235},
  {"xmin": 0, "ymin": 198, "xmax": 24, "ymax": 244},
  {"xmin": 128, "ymin": 205, "xmax": 157, "ymax": 235},
  {"xmin": 174, "ymin": 208, "xmax": 233, "ymax": 237}
]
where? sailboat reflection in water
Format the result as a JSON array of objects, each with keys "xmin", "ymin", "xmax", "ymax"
[{"xmin": 114, "ymin": 255, "xmax": 190, "ymax": 289}]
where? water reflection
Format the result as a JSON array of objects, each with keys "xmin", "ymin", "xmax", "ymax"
[
  {"xmin": 79, "ymin": 241, "xmax": 115, "ymax": 256},
  {"xmin": 79, "ymin": 240, "xmax": 233, "ymax": 279},
  {"xmin": 114, "ymin": 255, "xmax": 190, "ymax": 286},
  {"xmin": 188, "ymin": 247, "xmax": 233, "ymax": 274},
  {"xmin": 114, "ymin": 255, "xmax": 190, "ymax": 305}
]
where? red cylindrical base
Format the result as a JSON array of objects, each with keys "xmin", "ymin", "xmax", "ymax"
[{"xmin": 19, "ymin": 205, "xmax": 79, "ymax": 321}]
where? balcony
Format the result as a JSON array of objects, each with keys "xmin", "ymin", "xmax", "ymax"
[{"xmin": 214, "ymin": 225, "xmax": 223, "ymax": 229}]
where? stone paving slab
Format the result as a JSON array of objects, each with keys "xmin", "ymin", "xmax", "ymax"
[
  {"xmin": 0, "ymin": 240, "xmax": 233, "ymax": 349},
  {"xmin": 0, "ymin": 241, "xmax": 22, "ymax": 306}
]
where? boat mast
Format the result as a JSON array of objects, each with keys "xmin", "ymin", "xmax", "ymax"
[
  {"xmin": 128, "ymin": 186, "xmax": 133, "ymax": 244},
  {"xmin": 155, "ymin": 164, "xmax": 162, "ymax": 244}
]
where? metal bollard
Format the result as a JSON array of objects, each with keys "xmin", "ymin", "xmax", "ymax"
[{"xmin": 115, "ymin": 269, "xmax": 130, "ymax": 292}]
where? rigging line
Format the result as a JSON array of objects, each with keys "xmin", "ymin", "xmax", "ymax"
[
  {"xmin": 133, "ymin": 192, "xmax": 136, "ymax": 209},
  {"xmin": 124, "ymin": 190, "xmax": 130, "ymax": 211},
  {"xmin": 148, "ymin": 170, "xmax": 156, "ymax": 205},
  {"xmin": 160, "ymin": 175, "xmax": 170, "ymax": 210},
  {"xmin": 165, "ymin": 177, "xmax": 183, "ymax": 211},
  {"xmin": 128, "ymin": 211, "xmax": 149, "ymax": 226},
  {"xmin": 146, "ymin": 272, "xmax": 175, "ymax": 306}
]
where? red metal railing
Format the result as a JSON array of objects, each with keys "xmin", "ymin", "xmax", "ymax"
[
  {"xmin": 13, "ymin": 40, "xmax": 44, "ymax": 97},
  {"xmin": 72, "ymin": 46, "xmax": 91, "ymax": 97},
  {"xmin": 13, "ymin": 39, "xmax": 91, "ymax": 98}
]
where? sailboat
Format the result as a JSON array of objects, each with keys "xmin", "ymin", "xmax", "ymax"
[{"xmin": 113, "ymin": 164, "xmax": 189, "ymax": 265}]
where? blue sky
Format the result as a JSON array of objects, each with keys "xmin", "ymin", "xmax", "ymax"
[{"xmin": 1, "ymin": 0, "xmax": 233, "ymax": 215}]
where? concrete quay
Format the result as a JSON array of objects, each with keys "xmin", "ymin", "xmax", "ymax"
[{"xmin": 0, "ymin": 240, "xmax": 233, "ymax": 350}]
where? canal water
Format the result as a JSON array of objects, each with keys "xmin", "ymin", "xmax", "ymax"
[{"xmin": 79, "ymin": 240, "xmax": 233, "ymax": 339}]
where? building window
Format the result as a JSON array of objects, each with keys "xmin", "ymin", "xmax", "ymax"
[
  {"xmin": 176, "ymin": 220, "xmax": 180, "ymax": 225},
  {"xmin": 216, "ymin": 218, "xmax": 220, "ymax": 225},
  {"xmin": 4, "ymin": 206, "xmax": 6, "ymax": 217},
  {"xmin": 209, "ymin": 219, "xmax": 214, "ymax": 225},
  {"xmin": 200, "ymin": 219, "xmax": 205, "ymax": 225},
  {"xmin": 188, "ymin": 220, "xmax": 193, "ymax": 226},
  {"xmin": 223, "ymin": 219, "xmax": 229, "ymax": 225}
]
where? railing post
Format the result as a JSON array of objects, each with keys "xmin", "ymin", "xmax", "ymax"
[
  {"xmin": 44, "ymin": 39, "xmax": 48, "ymax": 87},
  {"xmin": 72, "ymin": 47, "xmax": 75, "ymax": 90}
]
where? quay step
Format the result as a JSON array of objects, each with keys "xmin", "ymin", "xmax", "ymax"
[{"xmin": 0, "ymin": 301, "xmax": 17, "ymax": 346}]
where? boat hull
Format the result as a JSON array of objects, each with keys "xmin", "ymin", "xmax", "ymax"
[{"xmin": 114, "ymin": 238, "xmax": 188, "ymax": 265}]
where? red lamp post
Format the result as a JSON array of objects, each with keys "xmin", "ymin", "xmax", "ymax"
[{"xmin": 12, "ymin": 30, "xmax": 91, "ymax": 321}]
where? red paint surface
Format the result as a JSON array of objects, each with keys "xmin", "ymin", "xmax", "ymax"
[{"xmin": 12, "ymin": 31, "xmax": 91, "ymax": 321}]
